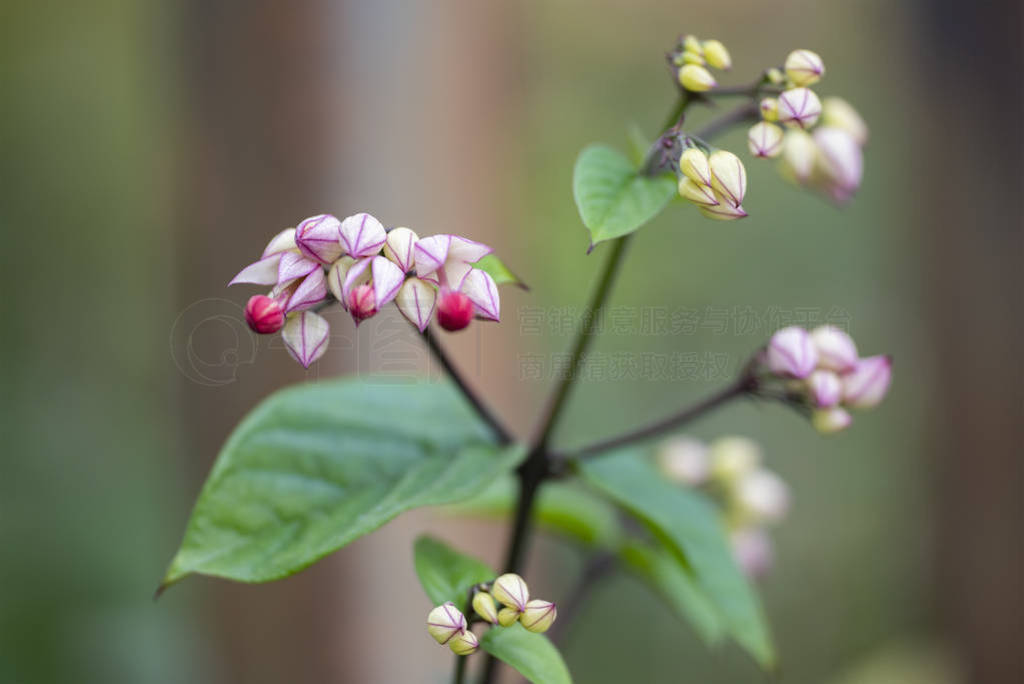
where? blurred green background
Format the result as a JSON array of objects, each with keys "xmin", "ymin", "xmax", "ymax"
[{"xmin": 1, "ymin": 0, "xmax": 1020, "ymax": 682}]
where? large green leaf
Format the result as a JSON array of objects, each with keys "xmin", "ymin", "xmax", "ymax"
[
  {"xmin": 620, "ymin": 541, "xmax": 724, "ymax": 646},
  {"xmin": 572, "ymin": 144, "xmax": 676, "ymax": 248},
  {"xmin": 480, "ymin": 623, "xmax": 572, "ymax": 684},
  {"xmin": 445, "ymin": 477, "xmax": 624, "ymax": 550},
  {"xmin": 161, "ymin": 378, "xmax": 524, "ymax": 589},
  {"xmin": 579, "ymin": 450, "xmax": 775, "ymax": 668},
  {"xmin": 413, "ymin": 535, "xmax": 495, "ymax": 608},
  {"xmin": 475, "ymin": 254, "xmax": 528, "ymax": 290}
]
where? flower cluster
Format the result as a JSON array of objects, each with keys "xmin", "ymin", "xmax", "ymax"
[
  {"xmin": 749, "ymin": 50, "xmax": 868, "ymax": 203},
  {"xmin": 671, "ymin": 34, "xmax": 733, "ymax": 92},
  {"xmin": 230, "ymin": 212, "xmax": 502, "ymax": 367},
  {"xmin": 426, "ymin": 573, "xmax": 556, "ymax": 658},
  {"xmin": 763, "ymin": 325, "xmax": 892, "ymax": 433},
  {"xmin": 657, "ymin": 435, "xmax": 789, "ymax": 578},
  {"xmin": 676, "ymin": 146, "xmax": 748, "ymax": 221}
]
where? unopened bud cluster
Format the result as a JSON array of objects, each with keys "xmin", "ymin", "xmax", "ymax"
[
  {"xmin": 671, "ymin": 34, "xmax": 732, "ymax": 93},
  {"xmin": 748, "ymin": 50, "xmax": 868, "ymax": 203},
  {"xmin": 677, "ymin": 146, "xmax": 748, "ymax": 221},
  {"xmin": 657, "ymin": 435, "xmax": 788, "ymax": 578},
  {"xmin": 229, "ymin": 212, "xmax": 503, "ymax": 367},
  {"xmin": 425, "ymin": 573, "xmax": 556, "ymax": 657},
  {"xmin": 764, "ymin": 325, "xmax": 892, "ymax": 433}
]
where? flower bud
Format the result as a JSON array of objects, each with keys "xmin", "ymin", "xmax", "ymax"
[
  {"xmin": 697, "ymin": 195, "xmax": 748, "ymax": 221},
  {"xmin": 347, "ymin": 283, "xmax": 378, "ymax": 324},
  {"xmin": 777, "ymin": 87, "xmax": 822, "ymax": 129},
  {"xmin": 491, "ymin": 573, "xmax": 529, "ymax": 612},
  {"xmin": 682, "ymin": 34, "xmax": 702, "ymax": 55},
  {"xmin": 678, "ymin": 177, "xmax": 719, "ymax": 206},
  {"xmin": 813, "ymin": 127, "xmax": 863, "ymax": 203},
  {"xmin": 497, "ymin": 607, "xmax": 520, "ymax": 627},
  {"xmin": 821, "ymin": 97, "xmax": 868, "ymax": 146},
  {"xmin": 767, "ymin": 326, "xmax": 817, "ymax": 379},
  {"xmin": 812, "ymin": 406, "xmax": 853, "ymax": 434},
  {"xmin": 784, "ymin": 49, "xmax": 825, "ymax": 87},
  {"xmin": 766, "ymin": 67, "xmax": 785, "ymax": 85},
  {"xmin": 383, "ymin": 227, "xmax": 418, "ymax": 273},
  {"xmin": 295, "ymin": 214, "xmax": 343, "ymax": 264},
  {"xmin": 395, "ymin": 277, "xmax": 437, "ymax": 332},
  {"xmin": 520, "ymin": 600, "xmax": 557, "ymax": 634},
  {"xmin": 735, "ymin": 469, "xmax": 790, "ymax": 525},
  {"xmin": 730, "ymin": 528, "xmax": 774, "ymax": 578},
  {"xmin": 701, "ymin": 40, "xmax": 731, "ymax": 70},
  {"xmin": 841, "ymin": 355, "xmax": 892, "ymax": 409},
  {"xmin": 809, "ymin": 325, "xmax": 858, "ymax": 373},
  {"xmin": 448, "ymin": 629, "xmax": 479, "ymax": 656},
  {"xmin": 709, "ymin": 436, "xmax": 762, "ymax": 483},
  {"xmin": 262, "ymin": 227, "xmax": 298, "ymax": 257},
  {"xmin": 779, "ymin": 129, "xmax": 816, "ymax": 183},
  {"xmin": 708, "ymin": 150, "xmax": 747, "ymax": 207},
  {"xmin": 281, "ymin": 310, "xmax": 330, "ymax": 368},
  {"xmin": 747, "ymin": 122, "xmax": 784, "ymax": 158},
  {"xmin": 437, "ymin": 290, "xmax": 475, "ymax": 332},
  {"xmin": 244, "ymin": 295, "xmax": 284, "ymax": 334},
  {"xmin": 806, "ymin": 369, "xmax": 842, "ymax": 408},
  {"xmin": 327, "ymin": 256, "xmax": 357, "ymax": 304},
  {"xmin": 427, "ymin": 602, "xmax": 467, "ymax": 645},
  {"xmin": 682, "ymin": 51, "xmax": 704, "ymax": 66},
  {"xmin": 678, "ymin": 64, "xmax": 716, "ymax": 92},
  {"xmin": 759, "ymin": 97, "xmax": 779, "ymax": 122},
  {"xmin": 679, "ymin": 148, "xmax": 712, "ymax": 187},
  {"xmin": 656, "ymin": 436, "xmax": 710, "ymax": 486},
  {"xmin": 339, "ymin": 212, "xmax": 387, "ymax": 259},
  {"xmin": 472, "ymin": 591, "xmax": 500, "ymax": 624}
]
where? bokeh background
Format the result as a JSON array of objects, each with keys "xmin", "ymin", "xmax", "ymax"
[{"xmin": 2, "ymin": 0, "xmax": 1021, "ymax": 682}]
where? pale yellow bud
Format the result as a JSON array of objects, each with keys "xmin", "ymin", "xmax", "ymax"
[
  {"xmin": 784, "ymin": 49, "xmax": 825, "ymax": 87},
  {"xmin": 697, "ymin": 192, "xmax": 748, "ymax": 221},
  {"xmin": 497, "ymin": 607, "xmax": 520, "ymax": 627},
  {"xmin": 821, "ymin": 97, "xmax": 869, "ymax": 145},
  {"xmin": 747, "ymin": 122, "xmax": 784, "ymax": 158},
  {"xmin": 777, "ymin": 87, "xmax": 822, "ymax": 129},
  {"xmin": 520, "ymin": 600, "xmax": 558, "ymax": 634},
  {"xmin": 766, "ymin": 67, "xmax": 785, "ymax": 85},
  {"xmin": 448, "ymin": 630, "xmax": 479, "ymax": 656},
  {"xmin": 679, "ymin": 148, "xmax": 712, "ymax": 186},
  {"xmin": 678, "ymin": 64, "xmax": 716, "ymax": 92},
  {"xmin": 472, "ymin": 591, "xmax": 499, "ymax": 624},
  {"xmin": 701, "ymin": 40, "xmax": 732, "ymax": 70},
  {"xmin": 708, "ymin": 149, "xmax": 747, "ymax": 207},
  {"xmin": 682, "ymin": 34, "xmax": 702, "ymax": 55},
  {"xmin": 678, "ymin": 177, "xmax": 719, "ymax": 207},
  {"xmin": 327, "ymin": 256, "xmax": 357, "ymax": 303},
  {"xmin": 682, "ymin": 50, "xmax": 705, "ymax": 66},
  {"xmin": 491, "ymin": 573, "xmax": 529, "ymax": 611},
  {"xmin": 709, "ymin": 436, "xmax": 762, "ymax": 483},
  {"xmin": 427, "ymin": 602, "xmax": 467, "ymax": 645},
  {"xmin": 759, "ymin": 97, "xmax": 779, "ymax": 122},
  {"xmin": 778, "ymin": 128, "xmax": 816, "ymax": 183}
]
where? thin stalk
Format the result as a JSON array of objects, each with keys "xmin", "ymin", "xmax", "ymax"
[{"xmin": 451, "ymin": 654, "xmax": 467, "ymax": 684}]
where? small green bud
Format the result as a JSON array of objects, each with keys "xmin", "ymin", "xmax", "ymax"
[
  {"xmin": 678, "ymin": 64, "xmax": 717, "ymax": 92},
  {"xmin": 448, "ymin": 629, "xmax": 479, "ymax": 656},
  {"xmin": 491, "ymin": 573, "xmax": 529, "ymax": 611},
  {"xmin": 682, "ymin": 50, "xmax": 705, "ymax": 66},
  {"xmin": 702, "ymin": 39, "xmax": 732, "ymax": 70},
  {"xmin": 766, "ymin": 67, "xmax": 785, "ymax": 85},
  {"xmin": 497, "ymin": 606, "xmax": 521, "ymax": 627},
  {"xmin": 682, "ymin": 34, "xmax": 702, "ymax": 55},
  {"xmin": 472, "ymin": 591, "xmax": 500, "ymax": 624},
  {"xmin": 520, "ymin": 600, "xmax": 558, "ymax": 633}
]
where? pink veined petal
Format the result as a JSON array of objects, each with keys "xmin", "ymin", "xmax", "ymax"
[
  {"xmin": 413, "ymin": 234, "xmax": 452, "ymax": 277},
  {"xmin": 278, "ymin": 251, "xmax": 320, "ymax": 285},
  {"xmin": 371, "ymin": 256, "xmax": 405, "ymax": 309},
  {"xmin": 447, "ymin": 235, "xmax": 493, "ymax": 264},
  {"xmin": 230, "ymin": 254, "xmax": 283, "ymax": 286},
  {"xmin": 282, "ymin": 311, "xmax": 330, "ymax": 369},
  {"xmin": 341, "ymin": 256, "xmax": 373, "ymax": 303},
  {"xmin": 285, "ymin": 268, "xmax": 328, "ymax": 313},
  {"xmin": 395, "ymin": 278, "xmax": 437, "ymax": 332},
  {"xmin": 460, "ymin": 268, "xmax": 500, "ymax": 321},
  {"xmin": 339, "ymin": 212, "xmax": 387, "ymax": 258},
  {"xmin": 262, "ymin": 228, "xmax": 297, "ymax": 258}
]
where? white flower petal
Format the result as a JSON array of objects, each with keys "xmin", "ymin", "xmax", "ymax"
[
  {"xmin": 285, "ymin": 268, "xmax": 327, "ymax": 313},
  {"xmin": 395, "ymin": 278, "xmax": 437, "ymax": 332},
  {"xmin": 383, "ymin": 227, "xmax": 418, "ymax": 272},
  {"xmin": 447, "ymin": 235, "xmax": 492, "ymax": 264},
  {"xmin": 262, "ymin": 228, "xmax": 297, "ymax": 258},
  {"xmin": 461, "ymin": 269, "xmax": 500, "ymax": 321},
  {"xmin": 278, "ymin": 251, "xmax": 320, "ymax": 285},
  {"xmin": 339, "ymin": 212, "xmax": 386, "ymax": 258},
  {"xmin": 282, "ymin": 311, "xmax": 330, "ymax": 368},
  {"xmin": 413, "ymin": 234, "xmax": 452, "ymax": 277},
  {"xmin": 371, "ymin": 256, "xmax": 405, "ymax": 309},
  {"xmin": 229, "ymin": 254, "xmax": 282, "ymax": 286}
]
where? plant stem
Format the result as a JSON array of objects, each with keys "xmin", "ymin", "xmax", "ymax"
[
  {"xmin": 422, "ymin": 326, "xmax": 514, "ymax": 445},
  {"xmin": 451, "ymin": 653, "xmax": 467, "ymax": 684},
  {"xmin": 694, "ymin": 101, "xmax": 759, "ymax": 140}
]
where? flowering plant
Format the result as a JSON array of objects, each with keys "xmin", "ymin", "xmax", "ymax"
[{"xmin": 161, "ymin": 35, "xmax": 890, "ymax": 683}]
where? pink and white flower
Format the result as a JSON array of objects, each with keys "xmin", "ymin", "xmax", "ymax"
[
  {"xmin": 295, "ymin": 214, "xmax": 343, "ymax": 264},
  {"xmin": 414, "ymin": 234, "xmax": 492, "ymax": 290},
  {"xmin": 340, "ymin": 255, "xmax": 404, "ymax": 325},
  {"xmin": 339, "ymin": 212, "xmax": 387, "ymax": 259},
  {"xmin": 813, "ymin": 126, "xmax": 864, "ymax": 203},
  {"xmin": 281, "ymin": 310, "xmax": 330, "ymax": 369},
  {"xmin": 766, "ymin": 326, "xmax": 818, "ymax": 379},
  {"xmin": 841, "ymin": 355, "xmax": 892, "ymax": 409},
  {"xmin": 806, "ymin": 369, "xmax": 842, "ymax": 408}
]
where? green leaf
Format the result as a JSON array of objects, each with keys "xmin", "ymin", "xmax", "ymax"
[
  {"xmin": 579, "ymin": 450, "xmax": 775, "ymax": 668},
  {"xmin": 475, "ymin": 254, "xmax": 528, "ymax": 290},
  {"xmin": 572, "ymin": 144, "xmax": 676, "ymax": 248},
  {"xmin": 413, "ymin": 535, "xmax": 495, "ymax": 608},
  {"xmin": 480, "ymin": 623, "xmax": 572, "ymax": 684},
  {"xmin": 446, "ymin": 477, "xmax": 624, "ymax": 550},
  {"xmin": 161, "ymin": 378, "xmax": 525, "ymax": 589},
  {"xmin": 620, "ymin": 541, "xmax": 724, "ymax": 646}
]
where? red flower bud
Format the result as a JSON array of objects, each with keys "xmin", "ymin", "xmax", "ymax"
[
  {"xmin": 347, "ymin": 283, "xmax": 378, "ymax": 324},
  {"xmin": 245, "ymin": 295, "xmax": 284, "ymax": 334},
  {"xmin": 436, "ymin": 291, "xmax": 474, "ymax": 331}
]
